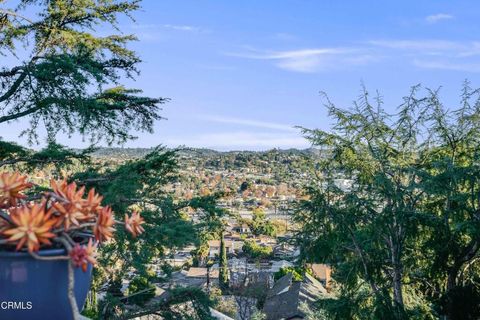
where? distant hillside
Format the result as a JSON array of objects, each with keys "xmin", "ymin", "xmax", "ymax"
[
  {"xmin": 73, "ymin": 146, "xmax": 323, "ymax": 206},
  {"xmin": 88, "ymin": 147, "xmax": 154, "ymax": 159},
  {"xmin": 87, "ymin": 147, "xmax": 322, "ymax": 159}
]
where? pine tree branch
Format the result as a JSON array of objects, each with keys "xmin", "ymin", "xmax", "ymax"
[
  {"xmin": 0, "ymin": 65, "xmax": 24, "ymax": 77},
  {"xmin": 0, "ymin": 105, "xmax": 43, "ymax": 123},
  {"xmin": 0, "ymin": 9, "xmax": 34, "ymax": 24},
  {"xmin": 0, "ymin": 71, "xmax": 28, "ymax": 103}
]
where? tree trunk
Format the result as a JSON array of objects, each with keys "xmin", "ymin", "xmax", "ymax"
[
  {"xmin": 392, "ymin": 262, "xmax": 404, "ymax": 317},
  {"xmin": 389, "ymin": 233, "xmax": 405, "ymax": 319},
  {"xmin": 443, "ymin": 238, "xmax": 480, "ymax": 320}
]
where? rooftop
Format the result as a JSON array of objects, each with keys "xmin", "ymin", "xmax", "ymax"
[
  {"xmin": 186, "ymin": 267, "xmax": 219, "ymax": 279},
  {"xmin": 263, "ymin": 273, "xmax": 327, "ymax": 320}
]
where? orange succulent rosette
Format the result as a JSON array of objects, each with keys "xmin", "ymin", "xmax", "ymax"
[
  {"xmin": 94, "ymin": 206, "xmax": 115, "ymax": 242},
  {"xmin": 125, "ymin": 211, "xmax": 145, "ymax": 238},
  {"xmin": 0, "ymin": 172, "xmax": 32, "ymax": 209},
  {"xmin": 70, "ymin": 239, "xmax": 97, "ymax": 272},
  {"xmin": 2, "ymin": 201, "xmax": 57, "ymax": 252},
  {"xmin": 50, "ymin": 179, "xmax": 103, "ymax": 230},
  {"xmin": 83, "ymin": 188, "xmax": 103, "ymax": 217},
  {"xmin": 0, "ymin": 173, "xmax": 146, "ymax": 264}
]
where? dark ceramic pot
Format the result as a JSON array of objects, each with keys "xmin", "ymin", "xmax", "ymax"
[{"xmin": 0, "ymin": 248, "xmax": 92, "ymax": 320}]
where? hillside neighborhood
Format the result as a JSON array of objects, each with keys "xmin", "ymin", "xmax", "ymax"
[{"xmin": 91, "ymin": 148, "xmax": 333, "ymax": 319}]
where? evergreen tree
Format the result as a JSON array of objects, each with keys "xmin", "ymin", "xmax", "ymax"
[
  {"xmin": 0, "ymin": 0, "xmax": 166, "ymax": 166},
  {"xmin": 219, "ymin": 232, "xmax": 229, "ymax": 292},
  {"xmin": 251, "ymin": 207, "xmax": 276, "ymax": 236},
  {"xmin": 295, "ymin": 84, "xmax": 480, "ymax": 320},
  {"xmin": 0, "ymin": 1, "xmax": 218, "ymax": 317}
]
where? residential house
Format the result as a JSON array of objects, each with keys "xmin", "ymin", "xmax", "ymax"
[
  {"xmin": 258, "ymin": 235, "xmax": 277, "ymax": 246},
  {"xmin": 164, "ymin": 252, "xmax": 192, "ymax": 268},
  {"xmin": 308, "ymin": 264, "xmax": 332, "ymax": 290},
  {"xmin": 273, "ymin": 243, "xmax": 299, "ymax": 259},
  {"xmin": 232, "ymin": 224, "xmax": 251, "ymax": 234},
  {"xmin": 263, "ymin": 273, "xmax": 327, "ymax": 320},
  {"xmin": 185, "ymin": 267, "xmax": 219, "ymax": 280},
  {"xmin": 269, "ymin": 260, "xmax": 294, "ymax": 273},
  {"xmin": 229, "ymin": 270, "xmax": 274, "ymax": 289},
  {"xmin": 210, "ymin": 308, "xmax": 235, "ymax": 320},
  {"xmin": 208, "ymin": 239, "xmax": 244, "ymax": 258}
]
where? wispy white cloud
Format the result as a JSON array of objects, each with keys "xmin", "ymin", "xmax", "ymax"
[
  {"xmin": 456, "ymin": 42, "xmax": 480, "ymax": 57},
  {"xmin": 227, "ymin": 48, "xmax": 346, "ymax": 60},
  {"xmin": 130, "ymin": 23, "xmax": 208, "ymax": 41},
  {"xmin": 228, "ymin": 38, "xmax": 480, "ymax": 73},
  {"xmin": 133, "ymin": 23, "xmax": 206, "ymax": 32},
  {"xmin": 368, "ymin": 39, "xmax": 480, "ymax": 71},
  {"xmin": 201, "ymin": 115, "xmax": 298, "ymax": 132},
  {"xmin": 425, "ymin": 13, "xmax": 454, "ymax": 24},
  {"xmin": 368, "ymin": 39, "xmax": 461, "ymax": 52},
  {"xmin": 162, "ymin": 24, "xmax": 204, "ymax": 32},
  {"xmin": 413, "ymin": 59, "xmax": 480, "ymax": 72},
  {"xmin": 226, "ymin": 47, "xmax": 375, "ymax": 73},
  {"xmin": 165, "ymin": 131, "xmax": 309, "ymax": 150},
  {"xmin": 173, "ymin": 116, "xmax": 308, "ymax": 150},
  {"xmin": 368, "ymin": 39, "xmax": 480, "ymax": 58}
]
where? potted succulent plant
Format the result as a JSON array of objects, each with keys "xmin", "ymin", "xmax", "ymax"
[{"xmin": 0, "ymin": 172, "xmax": 145, "ymax": 320}]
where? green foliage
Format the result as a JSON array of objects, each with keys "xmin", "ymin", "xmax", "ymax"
[
  {"xmin": 68, "ymin": 147, "xmax": 218, "ymax": 317},
  {"xmin": 295, "ymin": 83, "xmax": 480, "ymax": 319},
  {"xmin": 0, "ymin": 0, "xmax": 166, "ymax": 146},
  {"xmin": 213, "ymin": 296, "xmax": 237, "ymax": 318},
  {"xmin": 239, "ymin": 180, "xmax": 252, "ymax": 192},
  {"xmin": 188, "ymin": 192, "xmax": 229, "ymax": 235},
  {"xmin": 73, "ymin": 148, "xmax": 198, "ymax": 277},
  {"xmin": 187, "ymin": 192, "xmax": 229, "ymax": 266},
  {"xmin": 120, "ymin": 286, "xmax": 214, "ymax": 320},
  {"xmin": 82, "ymin": 289, "xmax": 100, "ymax": 320},
  {"xmin": 127, "ymin": 276, "xmax": 156, "ymax": 306},
  {"xmin": 274, "ymin": 266, "xmax": 304, "ymax": 281},
  {"xmin": 192, "ymin": 243, "xmax": 209, "ymax": 267},
  {"xmin": 439, "ymin": 281, "xmax": 480, "ymax": 320},
  {"xmin": 81, "ymin": 307, "xmax": 99, "ymax": 320},
  {"xmin": 161, "ymin": 263, "xmax": 174, "ymax": 278},
  {"xmin": 210, "ymin": 287, "xmax": 237, "ymax": 318},
  {"xmin": 299, "ymin": 302, "xmax": 330, "ymax": 320},
  {"xmin": 250, "ymin": 311, "xmax": 267, "ymax": 320},
  {"xmin": 0, "ymin": 140, "xmax": 93, "ymax": 173},
  {"xmin": 0, "ymin": 2, "xmax": 220, "ymax": 318},
  {"xmin": 242, "ymin": 240, "xmax": 273, "ymax": 260},
  {"xmin": 97, "ymin": 293, "xmax": 123, "ymax": 320},
  {"xmin": 251, "ymin": 207, "xmax": 277, "ymax": 236},
  {"xmin": 0, "ymin": 140, "xmax": 28, "ymax": 161},
  {"xmin": 107, "ymin": 276, "xmax": 124, "ymax": 298},
  {"xmin": 219, "ymin": 233, "xmax": 229, "ymax": 292}
]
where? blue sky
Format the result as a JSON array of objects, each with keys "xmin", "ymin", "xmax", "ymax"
[{"xmin": 3, "ymin": 0, "xmax": 480, "ymax": 150}]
